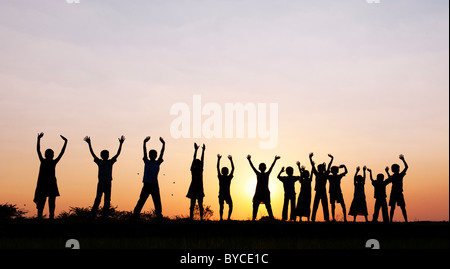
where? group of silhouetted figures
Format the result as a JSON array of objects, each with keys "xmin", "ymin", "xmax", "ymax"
[{"xmin": 34, "ymin": 133, "xmax": 409, "ymax": 222}]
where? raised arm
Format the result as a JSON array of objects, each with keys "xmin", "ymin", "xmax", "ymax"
[
  {"xmin": 277, "ymin": 167, "xmax": 285, "ymax": 180},
  {"xmin": 267, "ymin": 155, "xmax": 280, "ymax": 175},
  {"xmin": 385, "ymin": 166, "xmax": 391, "ymax": 178},
  {"xmin": 37, "ymin": 133, "xmax": 44, "ymax": 161},
  {"xmin": 399, "ymin": 154, "xmax": 408, "ymax": 174},
  {"xmin": 363, "ymin": 166, "xmax": 367, "ymax": 180},
  {"xmin": 367, "ymin": 168, "xmax": 374, "ymax": 182},
  {"xmin": 354, "ymin": 166, "xmax": 360, "ymax": 183},
  {"xmin": 217, "ymin": 154, "xmax": 222, "ymax": 175},
  {"xmin": 327, "ymin": 154, "xmax": 334, "ymax": 172},
  {"xmin": 143, "ymin": 136, "xmax": 150, "ymax": 160},
  {"xmin": 247, "ymin": 155, "xmax": 258, "ymax": 174},
  {"xmin": 201, "ymin": 144, "xmax": 206, "ymax": 164},
  {"xmin": 228, "ymin": 155, "xmax": 235, "ymax": 176},
  {"xmin": 112, "ymin": 135, "xmax": 125, "ymax": 160},
  {"xmin": 309, "ymin": 153, "xmax": 317, "ymax": 175},
  {"xmin": 83, "ymin": 136, "xmax": 98, "ymax": 160},
  {"xmin": 340, "ymin": 164, "xmax": 348, "ymax": 176},
  {"xmin": 296, "ymin": 161, "xmax": 302, "ymax": 177},
  {"xmin": 193, "ymin": 143, "xmax": 199, "ymax": 161},
  {"xmin": 158, "ymin": 137, "xmax": 165, "ymax": 161},
  {"xmin": 55, "ymin": 135, "xmax": 68, "ymax": 163}
]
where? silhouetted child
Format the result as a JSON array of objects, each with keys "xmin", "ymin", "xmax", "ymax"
[
  {"xmin": 187, "ymin": 143, "xmax": 205, "ymax": 220},
  {"xmin": 34, "ymin": 133, "xmax": 67, "ymax": 219},
  {"xmin": 247, "ymin": 154, "xmax": 280, "ymax": 221},
  {"xmin": 84, "ymin": 135, "xmax": 125, "ymax": 219},
  {"xmin": 277, "ymin": 165, "xmax": 300, "ymax": 221},
  {"xmin": 295, "ymin": 162, "xmax": 312, "ymax": 222},
  {"xmin": 385, "ymin": 154, "xmax": 409, "ymax": 222},
  {"xmin": 217, "ymin": 154, "xmax": 235, "ymax": 221},
  {"xmin": 328, "ymin": 164, "xmax": 348, "ymax": 222},
  {"xmin": 367, "ymin": 168, "xmax": 389, "ymax": 223},
  {"xmin": 133, "ymin": 136, "xmax": 165, "ymax": 219},
  {"xmin": 309, "ymin": 153, "xmax": 333, "ymax": 222},
  {"xmin": 349, "ymin": 166, "xmax": 368, "ymax": 222}
]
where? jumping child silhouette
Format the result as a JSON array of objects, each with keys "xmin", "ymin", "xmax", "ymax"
[
  {"xmin": 295, "ymin": 162, "xmax": 312, "ymax": 222},
  {"xmin": 349, "ymin": 166, "xmax": 369, "ymax": 222},
  {"xmin": 247, "ymin": 154, "xmax": 280, "ymax": 221},
  {"xmin": 84, "ymin": 135, "xmax": 125, "ymax": 219},
  {"xmin": 328, "ymin": 164, "xmax": 348, "ymax": 222},
  {"xmin": 217, "ymin": 154, "xmax": 235, "ymax": 221},
  {"xmin": 277, "ymin": 165, "xmax": 301, "ymax": 221},
  {"xmin": 34, "ymin": 133, "xmax": 67, "ymax": 219},
  {"xmin": 187, "ymin": 143, "xmax": 205, "ymax": 220},
  {"xmin": 309, "ymin": 153, "xmax": 333, "ymax": 222},
  {"xmin": 133, "ymin": 136, "xmax": 165, "ymax": 219},
  {"xmin": 367, "ymin": 168, "xmax": 389, "ymax": 222},
  {"xmin": 385, "ymin": 154, "xmax": 409, "ymax": 222}
]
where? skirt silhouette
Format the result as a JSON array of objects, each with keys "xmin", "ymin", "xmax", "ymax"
[{"xmin": 349, "ymin": 198, "xmax": 368, "ymax": 216}]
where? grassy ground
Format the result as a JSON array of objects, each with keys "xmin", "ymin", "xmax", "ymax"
[{"xmin": 0, "ymin": 219, "xmax": 448, "ymax": 249}]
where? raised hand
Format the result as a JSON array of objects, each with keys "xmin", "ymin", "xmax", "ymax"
[
  {"xmin": 296, "ymin": 161, "xmax": 301, "ymax": 166},
  {"xmin": 38, "ymin": 132, "xmax": 44, "ymax": 139},
  {"xmin": 83, "ymin": 136, "xmax": 91, "ymax": 144},
  {"xmin": 60, "ymin": 135, "xmax": 68, "ymax": 141},
  {"xmin": 159, "ymin": 137, "xmax": 165, "ymax": 144},
  {"xmin": 228, "ymin": 155, "xmax": 232, "ymax": 160},
  {"xmin": 118, "ymin": 135, "xmax": 125, "ymax": 144},
  {"xmin": 144, "ymin": 136, "xmax": 151, "ymax": 143},
  {"xmin": 385, "ymin": 166, "xmax": 389, "ymax": 172},
  {"xmin": 202, "ymin": 144, "xmax": 206, "ymax": 150},
  {"xmin": 275, "ymin": 155, "xmax": 281, "ymax": 160},
  {"xmin": 194, "ymin": 143, "xmax": 199, "ymax": 150},
  {"xmin": 217, "ymin": 154, "xmax": 222, "ymax": 159},
  {"xmin": 247, "ymin": 154, "xmax": 251, "ymax": 160},
  {"xmin": 363, "ymin": 165, "xmax": 367, "ymax": 171},
  {"xmin": 399, "ymin": 154, "xmax": 405, "ymax": 160},
  {"xmin": 356, "ymin": 166, "xmax": 360, "ymax": 172},
  {"xmin": 328, "ymin": 154, "xmax": 334, "ymax": 159},
  {"xmin": 309, "ymin": 152, "xmax": 314, "ymax": 158}
]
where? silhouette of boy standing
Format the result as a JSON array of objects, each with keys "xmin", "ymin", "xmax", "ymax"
[
  {"xmin": 385, "ymin": 154, "xmax": 409, "ymax": 222},
  {"xmin": 277, "ymin": 165, "xmax": 300, "ymax": 221},
  {"xmin": 84, "ymin": 135, "xmax": 125, "ymax": 219},
  {"xmin": 217, "ymin": 154, "xmax": 235, "ymax": 221},
  {"xmin": 133, "ymin": 136, "xmax": 165, "ymax": 219},
  {"xmin": 309, "ymin": 153, "xmax": 333, "ymax": 222}
]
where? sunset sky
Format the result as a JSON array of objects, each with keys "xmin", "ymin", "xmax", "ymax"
[{"xmin": 0, "ymin": 0, "xmax": 448, "ymax": 221}]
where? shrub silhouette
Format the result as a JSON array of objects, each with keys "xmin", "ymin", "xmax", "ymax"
[
  {"xmin": 57, "ymin": 205, "xmax": 156, "ymax": 221},
  {"xmin": 0, "ymin": 203, "xmax": 27, "ymax": 219}
]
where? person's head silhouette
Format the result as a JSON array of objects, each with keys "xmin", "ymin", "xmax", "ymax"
[
  {"xmin": 376, "ymin": 173, "xmax": 384, "ymax": 181},
  {"xmin": 149, "ymin": 149, "xmax": 158, "ymax": 161},
  {"xmin": 285, "ymin": 166, "xmax": 294, "ymax": 176},
  {"xmin": 100, "ymin": 150, "xmax": 110, "ymax": 160},
  {"xmin": 221, "ymin": 167, "xmax": 229, "ymax": 176},
  {"xmin": 317, "ymin": 163, "xmax": 326, "ymax": 173},
  {"xmin": 330, "ymin": 166, "xmax": 339, "ymax": 175},
  {"xmin": 44, "ymin": 149, "xmax": 54, "ymax": 160},
  {"xmin": 391, "ymin": 164, "xmax": 400, "ymax": 174},
  {"xmin": 259, "ymin": 163, "xmax": 267, "ymax": 172}
]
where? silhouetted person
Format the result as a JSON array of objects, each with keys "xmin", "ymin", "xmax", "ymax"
[
  {"xmin": 133, "ymin": 136, "xmax": 165, "ymax": 219},
  {"xmin": 217, "ymin": 154, "xmax": 235, "ymax": 221},
  {"xmin": 84, "ymin": 135, "xmax": 125, "ymax": 219},
  {"xmin": 367, "ymin": 168, "xmax": 389, "ymax": 223},
  {"xmin": 34, "ymin": 133, "xmax": 67, "ymax": 219},
  {"xmin": 277, "ymin": 165, "xmax": 300, "ymax": 221},
  {"xmin": 309, "ymin": 153, "xmax": 333, "ymax": 222},
  {"xmin": 349, "ymin": 166, "xmax": 369, "ymax": 222},
  {"xmin": 187, "ymin": 143, "xmax": 205, "ymax": 220},
  {"xmin": 385, "ymin": 154, "xmax": 409, "ymax": 222},
  {"xmin": 247, "ymin": 154, "xmax": 280, "ymax": 221},
  {"xmin": 295, "ymin": 162, "xmax": 312, "ymax": 222},
  {"xmin": 328, "ymin": 164, "xmax": 348, "ymax": 222}
]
